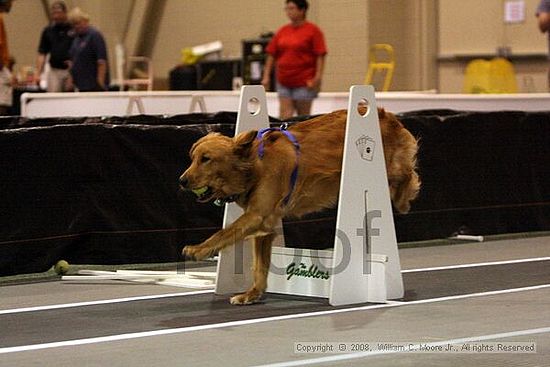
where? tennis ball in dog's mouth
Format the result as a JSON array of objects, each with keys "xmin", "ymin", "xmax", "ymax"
[
  {"xmin": 54, "ymin": 260, "xmax": 70, "ymax": 275},
  {"xmin": 192, "ymin": 186, "xmax": 208, "ymax": 197}
]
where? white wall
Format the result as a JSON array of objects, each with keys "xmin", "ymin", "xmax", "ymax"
[{"xmin": 4, "ymin": 0, "xmax": 548, "ymax": 93}]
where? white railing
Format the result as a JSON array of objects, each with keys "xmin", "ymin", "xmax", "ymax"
[{"xmin": 20, "ymin": 89, "xmax": 550, "ymax": 118}]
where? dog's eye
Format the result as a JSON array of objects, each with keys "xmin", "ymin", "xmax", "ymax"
[{"xmin": 201, "ymin": 155, "xmax": 211, "ymax": 163}]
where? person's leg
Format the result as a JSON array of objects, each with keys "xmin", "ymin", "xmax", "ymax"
[
  {"xmin": 276, "ymin": 82, "xmax": 296, "ymax": 120},
  {"xmin": 60, "ymin": 69, "xmax": 71, "ymax": 92},
  {"xmin": 0, "ymin": 67, "xmax": 12, "ymax": 114},
  {"xmin": 279, "ymin": 96, "xmax": 295, "ymax": 120},
  {"xmin": 292, "ymin": 86, "xmax": 317, "ymax": 116},
  {"xmin": 47, "ymin": 69, "xmax": 63, "ymax": 92},
  {"xmin": 294, "ymin": 99, "xmax": 313, "ymax": 116}
]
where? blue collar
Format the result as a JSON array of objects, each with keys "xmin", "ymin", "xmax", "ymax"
[{"xmin": 256, "ymin": 124, "xmax": 300, "ymax": 206}]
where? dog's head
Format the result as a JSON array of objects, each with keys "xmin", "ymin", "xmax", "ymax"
[{"xmin": 179, "ymin": 130, "xmax": 258, "ymax": 203}]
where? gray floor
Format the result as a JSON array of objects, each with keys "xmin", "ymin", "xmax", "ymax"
[{"xmin": 1, "ymin": 235, "xmax": 549, "ymax": 367}]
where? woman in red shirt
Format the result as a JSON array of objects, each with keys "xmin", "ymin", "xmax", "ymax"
[{"xmin": 262, "ymin": 0, "xmax": 327, "ymax": 120}]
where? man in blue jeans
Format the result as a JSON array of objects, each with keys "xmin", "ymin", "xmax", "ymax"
[
  {"xmin": 67, "ymin": 7, "xmax": 109, "ymax": 92},
  {"xmin": 537, "ymin": 0, "xmax": 550, "ymax": 90}
]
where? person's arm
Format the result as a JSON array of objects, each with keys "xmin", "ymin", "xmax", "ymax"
[
  {"xmin": 307, "ymin": 54, "xmax": 325, "ymax": 91},
  {"xmin": 65, "ymin": 60, "xmax": 73, "ymax": 91},
  {"xmin": 36, "ymin": 53, "xmax": 46, "ymax": 75},
  {"xmin": 261, "ymin": 54, "xmax": 274, "ymax": 90},
  {"xmin": 93, "ymin": 31, "xmax": 108, "ymax": 90},
  {"xmin": 97, "ymin": 59, "xmax": 107, "ymax": 90},
  {"xmin": 35, "ymin": 53, "xmax": 46, "ymax": 84},
  {"xmin": 0, "ymin": 17, "xmax": 6, "ymax": 69},
  {"xmin": 538, "ymin": 11, "xmax": 550, "ymax": 33},
  {"xmin": 35, "ymin": 27, "xmax": 51, "ymax": 83}
]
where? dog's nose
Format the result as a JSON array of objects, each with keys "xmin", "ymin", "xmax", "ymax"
[{"xmin": 179, "ymin": 175, "xmax": 189, "ymax": 189}]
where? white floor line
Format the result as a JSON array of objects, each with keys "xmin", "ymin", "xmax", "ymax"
[
  {"xmin": 1, "ymin": 283, "xmax": 550, "ymax": 355},
  {"xmin": 402, "ymin": 256, "xmax": 550, "ymax": 273},
  {"xmin": 2, "ymin": 256, "xmax": 549, "ymax": 316},
  {"xmin": 0, "ymin": 290, "xmax": 214, "ymax": 315},
  {"xmin": 253, "ymin": 326, "xmax": 550, "ymax": 367}
]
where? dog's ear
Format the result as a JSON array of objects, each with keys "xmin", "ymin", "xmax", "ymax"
[{"xmin": 233, "ymin": 130, "xmax": 258, "ymax": 158}]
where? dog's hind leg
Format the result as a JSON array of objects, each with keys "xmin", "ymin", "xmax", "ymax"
[{"xmin": 230, "ymin": 233, "xmax": 275, "ymax": 305}]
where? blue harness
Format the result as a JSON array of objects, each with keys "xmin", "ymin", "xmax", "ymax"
[{"xmin": 256, "ymin": 124, "xmax": 300, "ymax": 206}]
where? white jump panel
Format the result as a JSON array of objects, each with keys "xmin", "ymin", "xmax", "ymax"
[{"xmin": 269, "ymin": 247, "xmax": 334, "ymax": 298}]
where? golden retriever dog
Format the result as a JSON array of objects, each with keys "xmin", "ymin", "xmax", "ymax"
[{"xmin": 179, "ymin": 108, "xmax": 420, "ymax": 305}]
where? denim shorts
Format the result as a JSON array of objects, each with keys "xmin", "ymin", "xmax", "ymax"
[{"xmin": 276, "ymin": 82, "xmax": 319, "ymax": 100}]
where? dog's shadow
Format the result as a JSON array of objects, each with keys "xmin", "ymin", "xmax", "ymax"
[{"xmin": 156, "ymin": 291, "xmax": 412, "ymax": 333}]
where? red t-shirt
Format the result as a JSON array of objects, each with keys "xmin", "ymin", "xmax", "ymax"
[{"xmin": 266, "ymin": 21, "xmax": 327, "ymax": 88}]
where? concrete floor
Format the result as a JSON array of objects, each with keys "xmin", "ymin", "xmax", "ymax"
[{"xmin": 1, "ymin": 235, "xmax": 549, "ymax": 367}]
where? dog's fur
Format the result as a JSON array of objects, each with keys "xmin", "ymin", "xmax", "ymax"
[{"xmin": 179, "ymin": 108, "xmax": 420, "ymax": 305}]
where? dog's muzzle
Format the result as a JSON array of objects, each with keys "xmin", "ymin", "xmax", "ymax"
[
  {"xmin": 179, "ymin": 174, "xmax": 237, "ymax": 206},
  {"xmin": 179, "ymin": 175, "xmax": 189, "ymax": 189}
]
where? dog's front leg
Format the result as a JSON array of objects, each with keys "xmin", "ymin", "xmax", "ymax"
[
  {"xmin": 230, "ymin": 233, "xmax": 275, "ymax": 305},
  {"xmin": 182, "ymin": 212, "xmax": 266, "ymax": 261}
]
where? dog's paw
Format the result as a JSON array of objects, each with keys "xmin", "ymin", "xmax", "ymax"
[
  {"xmin": 230, "ymin": 290, "xmax": 263, "ymax": 305},
  {"xmin": 181, "ymin": 246, "xmax": 196, "ymax": 261},
  {"xmin": 182, "ymin": 245, "xmax": 212, "ymax": 261}
]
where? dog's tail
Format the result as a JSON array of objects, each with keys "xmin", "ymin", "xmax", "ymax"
[
  {"xmin": 382, "ymin": 108, "xmax": 421, "ymax": 214},
  {"xmin": 390, "ymin": 167, "xmax": 420, "ymax": 214}
]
